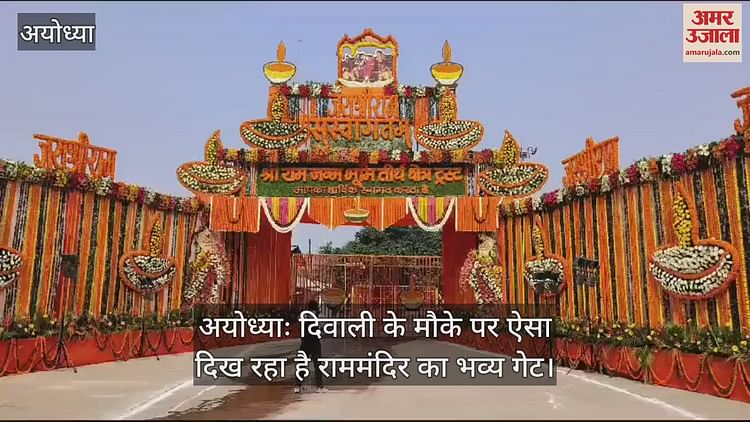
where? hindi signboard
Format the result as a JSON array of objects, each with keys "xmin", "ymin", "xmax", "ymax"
[{"xmin": 257, "ymin": 165, "xmax": 466, "ymax": 197}]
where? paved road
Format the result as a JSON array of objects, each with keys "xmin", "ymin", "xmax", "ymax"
[{"xmin": 1, "ymin": 339, "xmax": 749, "ymax": 420}]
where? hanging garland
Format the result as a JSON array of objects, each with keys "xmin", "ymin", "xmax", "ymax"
[
  {"xmin": 406, "ymin": 197, "xmax": 455, "ymax": 232},
  {"xmin": 500, "ymin": 134, "xmax": 746, "ymax": 217},
  {"xmin": 0, "ymin": 160, "xmax": 202, "ymax": 213},
  {"xmin": 260, "ymin": 197, "xmax": 309, "ymax": 233}
]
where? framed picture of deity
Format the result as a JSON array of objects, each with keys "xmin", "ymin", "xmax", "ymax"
[{"xmin": 337, "ymin": 28, "xmax": 398, "ymax": 88}]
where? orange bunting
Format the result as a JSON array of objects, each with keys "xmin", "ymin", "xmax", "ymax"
[
  {"xmin": 209, "ymin": 196, "xmax": 260, "ymax": 233},
  {"xmin": 307, "ymin": 197, "xmax": 407, "ymax": 230},
  {"xmin": 456, "ymin": 196, "xmax": 502, "ymax": 232}
]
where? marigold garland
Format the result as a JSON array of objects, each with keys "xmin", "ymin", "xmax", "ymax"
[
  {"xmin": 496, "ymin": 134, "xmax": 746, "ymax": 217},
  {"xmin": 0, "ymin": 159, "xmax": 202, "ymax": 213}
]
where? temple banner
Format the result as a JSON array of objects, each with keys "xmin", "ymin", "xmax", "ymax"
[{"xmin": 257, "ymin": 165, "xmax": 465, "ymax": 197}]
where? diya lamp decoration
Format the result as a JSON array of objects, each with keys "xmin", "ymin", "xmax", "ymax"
[
  {"xmin": 177, "ymin": 130, "xmax": 247, "ymax": 195},
  {"xmin": 119, "ymin": 218, "xmax": 177, "ymax": 294},
  {"xmin": 523, "ymin": 216, "xmax": 567, "ymax": 298},
  {"xmin": 414, "ymin": 91, "xmax": 484, "ymax": 150},
  {"xmin": 0, "ymin": 246, "xmax": 23, "ymax": 290},
  {"xmin": 477, "ymin": 130, "xmax": 549, "ymax": 197},
  {"xmin": 400, "ymin": 273, "xmax": 425, "ymax": 310},
  {"xmin": 263, "ymin": 41, "xmax": 297, "ymax": 85},
  {"xmin": 430, "ymin": 41, "xmax": 464, "ymax": 86},
  {"xmin": 240, "ymin": 92, "xmax": 309, "ymax": 149},
  {"xmin": 648, "ymin": 183, "xmax": 738, "ymax": 299},
  {"xmin": 343, "ymin": 196, "xmax": 370, "ymax": 224}
]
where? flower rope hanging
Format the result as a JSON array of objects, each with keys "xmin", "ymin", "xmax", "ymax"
[
  {"xmin": 478, "ymin": 130, "xmax": 549, "ymax": 198},
  {"xmin": 177, "ymin": 130, "xmax": 247, "ymax": 195},
  {"xmin": 240, "ymin": 92, "xmax": 309, "ymax": 149},
  {"xmin": 118, "ymin": 218, "xmax": 176, "ymax": 294},
  {"xmin": 523, "ymin": 215, "xmax": 567, "ymax": 298},
  {"xmin": 260, "ymin": 197, "xmax": 310, "ymax": 233},
  {"xmin": 0, "ymin": 246, "xmax": 23, "ymax": 290},
  {"xmin": 648, "ymin": 182, "xmax": 739, "ymax": 299},
  {"xmin": 406, "ymin": 196, "xmax": 456, "ymax": 232}
]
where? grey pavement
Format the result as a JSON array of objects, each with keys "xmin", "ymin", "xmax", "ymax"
[{"xmin": 0, "ymin": 339, "xmax": 749, "ymax": 420}]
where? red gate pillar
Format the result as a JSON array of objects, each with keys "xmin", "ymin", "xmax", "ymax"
[{"xmin": 441, "ymin": 218, "xmax": 477, "ymax": 304}]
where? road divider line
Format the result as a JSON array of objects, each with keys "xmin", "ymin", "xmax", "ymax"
[{"xmin": 558, "ymin": 369, "xmax": 703, "ymax": 420}]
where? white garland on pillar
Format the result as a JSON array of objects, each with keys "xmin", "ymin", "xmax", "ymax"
[
  {"xmin": 260, "ymin": 197, "xmax": 310, "ymax": 233},
  {"xmin": 406, "ymin": 196, "xmax": 456, "ymax": 232}
]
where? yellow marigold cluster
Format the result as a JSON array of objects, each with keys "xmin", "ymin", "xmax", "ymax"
[
  {"xmin": 500, "ymin": 131, "xmax": 520, "ymax": 167},
  {"xmin": 532, "ymin": 225, "xmax": 545, "ymax": 255},
  {"xmin": 149, "ymin": 220, "xmax": 162, "ymax": 257},
  {"xmin": 673, "ymin": 193, "xmax": 693, "ymax": 247},
  {"xmin": 439, "ymin": 93, "xmax": 457, "ymax": 123},
  {"xmin": 204, "ymin": 132, "xmax": 221, "ymax": 165},
  {"xmin": 271, "ymin": 93, "xmax": 285, "ymax": 121}
]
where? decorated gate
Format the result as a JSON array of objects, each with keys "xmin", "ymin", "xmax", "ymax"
[{"xmin": 292, "ymin": 254, "xmax": 441, "ymax": 308}]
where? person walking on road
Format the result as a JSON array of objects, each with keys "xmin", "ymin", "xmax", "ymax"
[{"xmin": 295, "ymin": 300, "xmax": 327, "ymax": 393}]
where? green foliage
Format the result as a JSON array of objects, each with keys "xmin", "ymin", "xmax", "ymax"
[
  {"xmin": 318, "ymin": 227, "xmax": 442, "ymax": 256},
  {"xmin": 555, "ymin": 317, "xmax": 750, "ymax": 360}
]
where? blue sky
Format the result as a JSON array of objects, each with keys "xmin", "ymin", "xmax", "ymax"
[{"xmin": 1, "ymin": 2, "xmax": 747, "ymax": 251}]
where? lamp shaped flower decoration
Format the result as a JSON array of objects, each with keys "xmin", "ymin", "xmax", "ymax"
[
  {"xmin": 415, "ymin": 91, "xmax": 484, "ymax": 151},
  {"xmin": 119, "ymin": 218, "xmax": 176, "ymax": 294},
  {"xmin": 648, "ymin": 183, "xmax": 739, "ymax": 299},
  {"xmin": 478, "ymin": 130, "xmax": 549, "ymax": 198},
  {"xmin": 523, "ymin": 216, "xmax": 567, "ymax": 298},
  {"xmin": 0, "ymin": 246, "xmax": 23, "ymax": 290},
  {"xmin": 177, "ymin": 130, "xmax": 247, "ymax": 195},
  {"xmin": 430, "ymin": 41, "xmax": 464, "ymax": 86},
  {"xmin": 263, "ymin": 41, "xmax": 297, "ymax": 85},
  {"xmin": 344, "ymin": 196, "xmax": 370, "ymax": 224},
  {"xmin": 240, "ymin": 92, "xmax": 309, "ymax": 149}
]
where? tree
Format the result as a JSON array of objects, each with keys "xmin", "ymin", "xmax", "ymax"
[{"xmin": 317, "ymin": 227, "xmax": 442, "ymax": 256}]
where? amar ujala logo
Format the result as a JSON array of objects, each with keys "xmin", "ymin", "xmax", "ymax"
[{"xmin": 683, "ymin": 4, "xmax": 742, "ymax": 62}]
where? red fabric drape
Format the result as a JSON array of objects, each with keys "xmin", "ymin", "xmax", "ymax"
[
  {"xmin": 442, "ymin": 218, "xmax": 477, "ymax": 304},
  {"xmin": 243, "ymin": 217, "xmax": 292, "ymax": 304}
]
